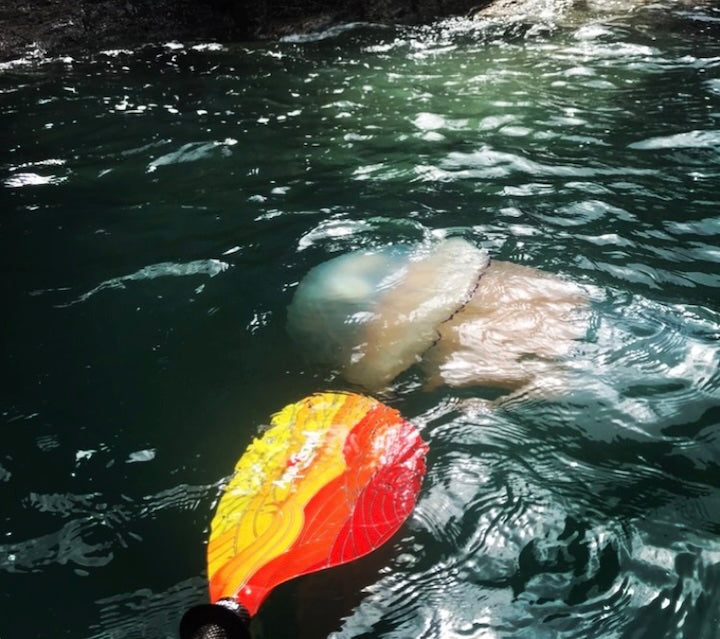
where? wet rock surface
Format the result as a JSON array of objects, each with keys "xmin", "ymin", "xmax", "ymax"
[
  {"xmin": 0, "ymin": 0, "xmax": 485, "ymax": 61},
  {"xmin": 0, "ymin": 0, "xmax": 238, "ymax": 61},
  {"xmin": 0, "ymin": 0, "xmax": 710, "ymax": 62}
]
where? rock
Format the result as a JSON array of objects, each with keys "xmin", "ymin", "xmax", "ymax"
[{"xmin": 0, "ymin": 0, "xmax": 597, "ymax": 63}]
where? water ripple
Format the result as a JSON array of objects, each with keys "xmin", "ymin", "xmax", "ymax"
[
  {"xmin": 0, "ymin": 483, "xmax": 218, "ymax": 575},
  {"xmin": 629, "ymin": 129, "xmax": 720, "ymax": 150},
  {"xmin": 61, "ymin": 258, "xmax": 230, "ymax": 306}
]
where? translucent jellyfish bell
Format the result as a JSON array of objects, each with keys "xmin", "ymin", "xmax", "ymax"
[
  {"xmin": 287, "ymin": 237, "xmax": 588, "ymax": 393},
  {"xmin": 287, "ymin": 238, "xmax": 491, "ymax": 390}
]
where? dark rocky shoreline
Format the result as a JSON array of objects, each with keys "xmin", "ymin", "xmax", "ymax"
[
  {"xmin": 0, "ymin": 0, "xmax": 493, "ymax": 62},
  {"xmin": 1, "ymin": 0, "xmax": 707, "ymax": 64}
]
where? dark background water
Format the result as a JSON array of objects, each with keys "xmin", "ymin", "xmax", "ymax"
[{"xmin": 1, "ymin": 3, "xmax": 720, "ymax": 638}]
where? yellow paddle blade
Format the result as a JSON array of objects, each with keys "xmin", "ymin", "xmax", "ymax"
[{"xmin": 206, "ymin": 392, "xmax": 428, "ymax": 616}]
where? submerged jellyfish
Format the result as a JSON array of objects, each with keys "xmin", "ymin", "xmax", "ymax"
[
  {"xmin": 422, "ymin": 259, "xmax": 588, "ymax": 391},
  {"xmin": 287, "ymin": 238, "xmax": 587, "ymax": 393}
]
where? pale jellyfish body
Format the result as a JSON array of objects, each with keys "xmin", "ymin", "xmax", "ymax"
[
  {"xmin": 287, "ymin": 246, "xmax": 411, "ymax": 371},
  {"xmin": 342, "ymin": 238, "xmax": 491, "ymax": 388},
  {"xmin": 422, "ymin": 260, "xmax": 589, "ymax": 391},
  {"xmin": 287, "ymin": 238, "xmax": 587, "ymax": 394}
]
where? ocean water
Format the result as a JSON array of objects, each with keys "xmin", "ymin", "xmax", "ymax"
[{"xmin": 1, "ymin": 2, "xmax": 719, "ymax": 637}]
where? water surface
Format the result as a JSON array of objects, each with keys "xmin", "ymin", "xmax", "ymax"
[{"xmin": 1, "ymin": 3, "xmax": 719, "ymax": 637}]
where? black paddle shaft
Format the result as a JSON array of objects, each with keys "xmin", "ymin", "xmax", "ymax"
[{"xmin": 179, "ymin": 598, "xmax": 251, "ymax": 639}]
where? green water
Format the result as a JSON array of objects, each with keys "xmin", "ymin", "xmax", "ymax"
[{"xmin": 2, "ymin": 3, "xmax": 720, "ymax": 638}]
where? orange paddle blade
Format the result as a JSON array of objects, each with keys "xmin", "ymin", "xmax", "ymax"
[{"xmin": 206, "ymin": 392, "xmax": 428, "ymax": 616}]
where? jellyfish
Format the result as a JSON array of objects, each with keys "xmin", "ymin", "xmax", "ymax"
[
  {"xmin": 421, "ymin": 259, "xmax": 589, "ymax": 391},
  {"xmin": 287, "ymin": 238, "xmax": 588, "ymax": 394}
]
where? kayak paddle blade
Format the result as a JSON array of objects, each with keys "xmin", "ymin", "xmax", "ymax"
[{"xmin": 205, "ymin": 392, "xmax": 427, "ymax": 617}]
